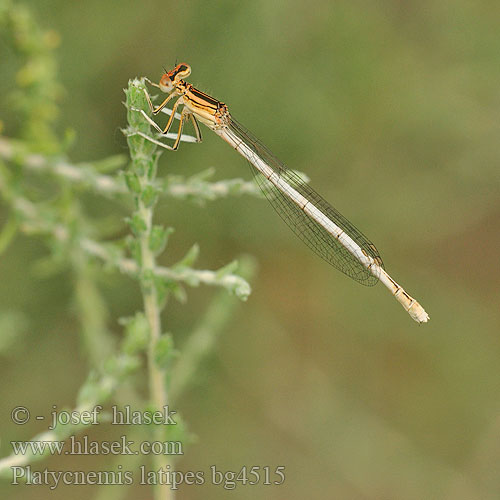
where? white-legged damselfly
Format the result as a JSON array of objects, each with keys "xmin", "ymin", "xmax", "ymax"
[{"xmin": 132, "ymin": 63, "xmax": 429, "ymax": 323}]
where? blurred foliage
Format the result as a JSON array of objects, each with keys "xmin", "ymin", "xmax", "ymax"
[
  {"xmin": 0, "ymin": 2, "xmax": 254, "ymax": 499},
  {"xmin": 0, "ymin": 0, "xmax": 62, "ymax": 151},
  {"xmin": 1, "ymin": 0, "xmax": 500, "ymax": 499}
]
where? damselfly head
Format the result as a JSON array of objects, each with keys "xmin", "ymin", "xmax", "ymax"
[{"xmin": 158, "ymin": 63, "xmax": 191, "ymax": 93}]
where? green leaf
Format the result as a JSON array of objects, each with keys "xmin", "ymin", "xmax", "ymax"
[
  {"xmin": 149, "ymin": 225, "xmax": 173, "ymax": 256},
  {"xmin": 172, "ymin": 283, "xmax": 187, "ymax": 303},
  {"xmin": 216, "ymin": 260, "xmax": 238, "ymax": 278},
  {"xmin": 162, "ymin": 278, "xmax": 187, "ymax": 304},
  {"xmin": 120, "ymin": 313, "xmax": 150, "ymax": 354},
  {"xmin": 126, "ymin": 235, "xmax": 141, "ymax": 264},
  {"xmin": 124, "ymin": 172, "xmax": 141, "ymax": 193},
  {"xmin": 154, "ymin": 333, "xmax": 175, "ymax": 370},
  {"xmin": 162, "ymin": 412, "xmax": 193, "ymax": 443},
  {"xmin": 141, "ymin": 184, "xmax": 158, "ymax": 207},
  {"xmin": 153, "ymin": 274, "xmax": 169, "ymax": 308},
  {"xmin": 174, "ymin": 243, "xmax": 199, "ymax": 268},
  {"xmin": 146, "ymin": 152, "xmax": 160, "ymax": 181},
  {"xmin": 125, "ymin": 213, "xmax": 147, "ymax": 236}
]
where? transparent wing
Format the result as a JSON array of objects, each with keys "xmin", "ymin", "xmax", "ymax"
[{"xmin": 229, "ymin": 119, "xmax": 384, "ymax": 286}]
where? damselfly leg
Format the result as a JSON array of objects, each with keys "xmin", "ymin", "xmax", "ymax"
[{"xmin": 130, "ymin": 81, "xmax": 202, "ymax": 150}]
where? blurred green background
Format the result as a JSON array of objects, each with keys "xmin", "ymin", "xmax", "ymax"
[{"xmin": 1, "ymin": 0, "xmax": 500, "ymax": 499}]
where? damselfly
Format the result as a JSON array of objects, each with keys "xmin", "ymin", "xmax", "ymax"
[{"xmin": 132, "ymin": 63, "xmax": 429, "ymax": 323}]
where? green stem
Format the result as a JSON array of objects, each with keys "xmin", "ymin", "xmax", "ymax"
[
  {"xmin": 138, "ymin": 195, "xmax": 170, "ymax": 462},
  {"xmin": 125, "ymin": 79, "xmax": 173, "ymax": 500}
]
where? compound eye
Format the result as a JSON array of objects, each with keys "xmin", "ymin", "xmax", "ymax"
[{"xmin": 159, "ymin": 74, "xmax": 174, "ymax": 93}]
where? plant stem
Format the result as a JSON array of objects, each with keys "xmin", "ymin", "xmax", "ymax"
[
  {"xmin": 125, "ymin": 79, "xmax": 173, "ymax": 500},
  {"xmin": 141, "ymin": 195, "xmax": 172, "ymax": 500},
  {"xmin": 0, "ymin": 136, "xmax": 261, "ymax": 200}
]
